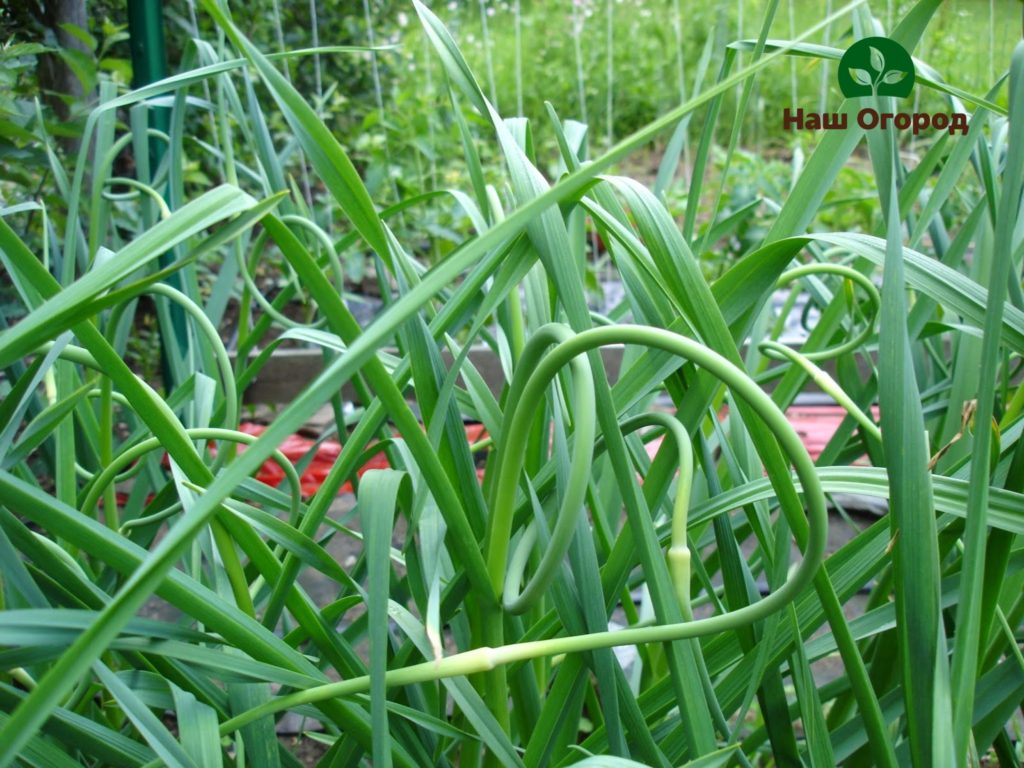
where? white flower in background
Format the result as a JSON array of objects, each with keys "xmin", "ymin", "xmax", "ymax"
[{"xmin": 397, "ymin": 11, "xmax": 408, "ymax": 26}]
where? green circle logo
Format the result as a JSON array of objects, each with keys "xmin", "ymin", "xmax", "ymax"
[{"xmin": 838, "ymin": 36, "xmax": 915, "ymax": 98}]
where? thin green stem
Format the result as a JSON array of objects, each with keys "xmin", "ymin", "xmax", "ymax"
[{"xmin": 79, "ymin": 428, "xmax": 301, "ymax": 525}]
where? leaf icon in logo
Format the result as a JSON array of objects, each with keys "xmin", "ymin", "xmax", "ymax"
[
  {"xmin": 838, "ymin": 36, "xmax": 915, "ymax": 98},
  {"xmin": 850, "ymin": 68, "xmax": 873, "ymax": 86},
  {"xmin": 870, "ymin": 46, "xmax": 885, "ymax": 73}
]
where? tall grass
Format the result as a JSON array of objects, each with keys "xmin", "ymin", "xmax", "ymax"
[{"xmin": 0, "ymin": 1, "xmax": 1023, "ymax": 766}]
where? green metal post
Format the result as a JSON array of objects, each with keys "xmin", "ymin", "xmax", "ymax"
[
  {"xmin": 127, "ymin": 0, "xmax": 170, "ymax": 168},
  {"xmin": 127, "ymin": 0, "xmax": 188, "ymax": 390},
  {"xmin": 127, "ymin": 0, "xmax": 168, "ymax": 99}
]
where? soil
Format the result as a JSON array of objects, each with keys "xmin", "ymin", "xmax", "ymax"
[{"xmin": 281, "ymin": 734, "xmax": 330, "ymax": 766}]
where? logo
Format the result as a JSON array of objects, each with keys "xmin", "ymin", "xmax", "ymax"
[
  {"xmin": 782, "ymin": 35, "xmax": 967, "ymax": 136},
  {"xmin": 838, "ymin": 37, "xmax": 915, "ymax": 99}
]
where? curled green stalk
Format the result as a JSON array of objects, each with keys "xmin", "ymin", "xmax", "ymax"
[
  {"xmin": 487, "ymin": 322, "xmax": 597, "ymax": 613},
  {"xmin": 79, "ymin": 427, "xmax": 302, "ymax": 527},
  {"xmin": 101, "ymin": 178, "xmax": 172, "ymax": 220},
  {"xmin": 760, "ymin": 340, "xmax": 882, "ymax": 444},
  {"xmin": 279, "ymin": 214, "xmax": 347, "ymax": 298},
  {"xmin": 490, "ymin": 324, "xmax": 827, "ymax": 617},
  {"xmin": 239, "ymin": 218, "xmax": 345, "ymax": 331},
  {"xmin": 103, "ymin": 282, "xmax": 239, "ymax": 433},
  {"xmin": 94, "ymin": 129, "xmax": 171, "ymax": 198},
  {"xmin": 774, "ymin": 263, "xmax": 880, "ymax": 361},
  {"xmin": 68, "ymin": 389, "xmax": 132, "ymax": 486},
  {"xmin": 618, "ymin": 412, "xmax": 695, "ymax": 618},
  {"xmin": 89, "ymin": 129, "xmax": 171, "ymax": 259},
  {"xmin": 219, "ymin": 324, "xmax": 829, "ymax": 736},
  {"xmin": 760, "ymin": 262, "xmax": 882, "ymax": 444},
  {"xmin": 118, "ymin": 500, "xmax": 183, "ymax": 533}
]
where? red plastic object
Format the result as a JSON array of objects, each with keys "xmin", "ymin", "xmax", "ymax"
[
  {"xmin": 642, "ymin": 406, "xmax": 879, "ymax": 462},
  {"xmin": 227, "ymin": 423, "xmax": 488, "ymax": 497},
  {"xmin": 230, "ymin": 423, "xmax": 387, "ymax": 497},
  {"xmin": 157, "ymin": 423, "xmax": 488, "ymax": 499}
]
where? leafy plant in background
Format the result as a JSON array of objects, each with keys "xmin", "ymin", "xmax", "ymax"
[{"xmin": 0, "ymin": 2, "xmax": 1023, "ymax": 768}]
